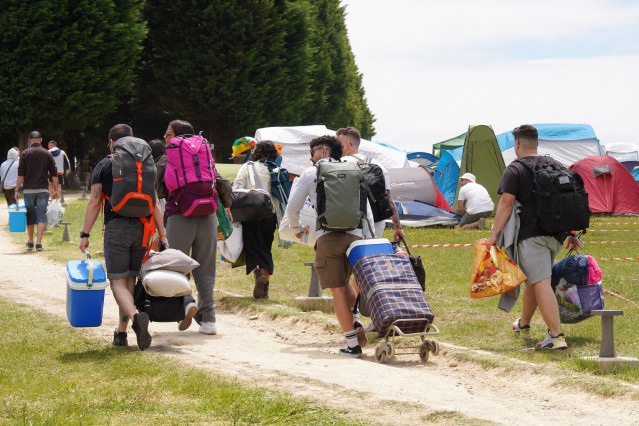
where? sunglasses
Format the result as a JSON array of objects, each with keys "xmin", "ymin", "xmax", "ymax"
[{"xmin": 309, "ymin": 146, "xmax": 324, "ymax": 156}]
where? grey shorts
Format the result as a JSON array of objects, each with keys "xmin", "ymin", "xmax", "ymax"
[
  {"xmin": 314, "ymin": 232, "xmax": 361, "ymax": 289},
  {"xmin": 459, "ymin": 211, "xmax": 491, "ymax": 227},
  {"xmin": 518, "ymin": 236, "xmax": 562, "ymax": 286},
  {"xmin": 104, "ymin": 217, "xmax": 148, "ymax": 280}
]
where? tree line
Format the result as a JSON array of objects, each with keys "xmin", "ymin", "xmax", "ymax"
[{"xmin": 0, "ymin": 0, "xmax": 375, "ymax": 168}]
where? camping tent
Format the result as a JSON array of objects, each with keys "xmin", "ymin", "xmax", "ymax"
[
  {"xmin": 569, "ymin": 155, "xmax": 639, "ymax": 215},
  {"xmin": 603, "ymin": 142, "xmax": 639, "ymax": 163},
  {"xmin": 254, "ymin": 125, "xmax": 409, "ymax": 176},
  {"xmin": 432, "ymin": 132, "xmax": 466, "ymax": 152},
  {"xmin": 496, "ymin": 123, "xmax": 603, "ymax": 166},
  {"xmin": 432, "ymin": 150, "xmax": 460, "ymax": 207},
  {"xmin": 453, "ymin": 125, "xmax": 505, "ymax": 211},
  {"xmin": 387, "ymin": 166, "xmax": 460, "ymax": 227},
  {"xmin": 406, "ymin": 152, "xmax": 439, "ymax": 168}
]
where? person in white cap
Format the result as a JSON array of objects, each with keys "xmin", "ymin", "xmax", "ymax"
[{"xmin": 456, "ymin": 172, "xmax": 493, "ymax": 229}]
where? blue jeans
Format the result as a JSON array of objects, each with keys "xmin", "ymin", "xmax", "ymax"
[{"xmin": 23, "ymin": 192, "xmax": 49, "ymax": 225}]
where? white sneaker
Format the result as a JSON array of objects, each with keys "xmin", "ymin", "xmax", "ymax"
[
  {"xmin": 178, "ymin": 302, "xmax": 197, "ymax": 331},
  {"xmin": 199, "ymin": 322, "xmax": 217, "ymax": 335},
  {"xmin": 364, "ymin": 321, "xmax": 376, "ymax": 333}
]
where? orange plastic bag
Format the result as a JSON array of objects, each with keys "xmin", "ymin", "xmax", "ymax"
[{"xmin": 470, "ymin": 239, "xmax": 527, "ymax": 299}]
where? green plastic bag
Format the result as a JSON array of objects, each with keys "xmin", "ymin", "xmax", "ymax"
[{"xmin": 216, "ymin": 195, "xmax": 233, "ymax": 240}]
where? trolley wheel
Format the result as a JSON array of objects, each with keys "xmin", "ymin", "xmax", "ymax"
[
  {"xmin": 430, "ymin": 340, "xmax": 441, "ymax": 356},
  {"xmin": 375, "ymin": 342, "xmax": 389, "ymax": 364},
  {"xmin": 387, "ymin": 341, "xmax": 396, "ymax": 359},
  {"xmin": 419, "ymin": 343, "xmax": 430, "ymax": 362}
]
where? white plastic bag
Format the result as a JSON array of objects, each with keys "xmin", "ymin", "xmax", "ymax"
[
  {"xmin": 279, "ymin": 200, "xmax": 318, "ymax": 246},
  {"xmin": 217, "ymin": 222, "xmax": 243, "ymax": 262},
  {"xmin": 46, "ymin": 199, "xmax": 65, "ymax": 227}
]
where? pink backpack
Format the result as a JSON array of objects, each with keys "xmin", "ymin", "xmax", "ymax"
[{"xmin": 166, "ymin": 135, "xmax": 218, "ymax": 217}]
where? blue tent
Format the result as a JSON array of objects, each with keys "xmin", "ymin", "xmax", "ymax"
[{"xmin": 433, "ymin": 150, "xmax": 460, "ymax": 207}]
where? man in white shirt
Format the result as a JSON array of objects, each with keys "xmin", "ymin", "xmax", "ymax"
[
  {"xmin": 457, "ymin": 173, "xmax": 494, "ymax": 229},
  {"xmin": 48, "ymin": 140, "xmax": 70, "ymax": 195},
  {"xmin": 336, "ymin": 127, "xmax": 404, "ymax": 241},
  {"xmin": 286, "ymin": 135, "xmax": 374, "ymax": 358}
]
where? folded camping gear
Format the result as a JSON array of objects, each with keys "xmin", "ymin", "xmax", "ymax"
[
  {"xmin": 470, "ymin": 239, "xmax": 526, "ymax": 299},
  {"xmin": 141, "ymin": 248, "xmax": 200, "ymax": 275},
  {"xmin": 351, "ymin": 251, "xmax": 434, "ymax": 338},
  {"xmin": 66, "ymin": 254, "xmax": 107, "ymax": 327},
  {"xmin": 142, "ymin": 269, "xmax": 192, "ymax": 297}
]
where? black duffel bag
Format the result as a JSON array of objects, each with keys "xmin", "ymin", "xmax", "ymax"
[
  {"xmin": 395, "ymin": 237, "xmax": 426, "ymax": 291},
  {"xmin": 230, "ymin": 189, "xmax": 274, "ymax": 222},
  {"xmin": 134, "ymin": 278, "xmax": 185, "ymax": 322}
]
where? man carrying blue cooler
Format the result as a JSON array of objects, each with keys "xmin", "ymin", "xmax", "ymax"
[{"xmin": 79, "ymin": 124, "xmax": 168, "ymax": 350}]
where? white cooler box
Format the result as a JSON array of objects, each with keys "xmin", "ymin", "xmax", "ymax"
[{"xmin": 66, "ymin": 257, "xmax": 107, "ymax": 327}]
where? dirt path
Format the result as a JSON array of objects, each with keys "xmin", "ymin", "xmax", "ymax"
[{"xmin": 1, "ymin": 198, "xmax": 638, "ymax": 425}]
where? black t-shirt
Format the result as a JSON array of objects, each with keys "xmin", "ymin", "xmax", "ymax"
[{"xmin": 497, "ymin": 155, "xmax": 556, "ymax": 242}]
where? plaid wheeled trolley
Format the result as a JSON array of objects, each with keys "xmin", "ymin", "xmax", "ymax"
[{"xmin": 347, "ymin": 239, "xmax": 440, "ymax": 363}]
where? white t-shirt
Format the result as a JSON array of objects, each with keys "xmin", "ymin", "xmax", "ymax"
[{"xmin": 458, "ymin": 182, "xmax": 494, "ymax": 214}]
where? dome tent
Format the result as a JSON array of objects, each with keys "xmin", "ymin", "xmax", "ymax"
[{"xmin": 569, "ymin": 155, "xmax": 639, "ymax": 215}]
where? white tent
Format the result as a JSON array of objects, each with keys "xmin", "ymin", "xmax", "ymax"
[
  {"xmin": 254, "ymin": 125, "xmax": 409, "ymax": 176},
  {"xmin": 603, "ymin": 142, "xmax": 639, "ymax": 162}
]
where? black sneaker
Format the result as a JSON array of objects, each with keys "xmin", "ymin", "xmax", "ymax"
[
  {"xmin": 35, "ymin": 244, "xmax": 43, "ymax": 251},
  {"xmin": 26, "ymin": 241, "xmax": 34, "ymax": 250},
  {"xmin": 113, "ymin": 331, "xmax": 128, "ymax": 346},
  {"xmin": 353, "ymin": 321, "xmax": 368, "ymax": 348},
  {"xmin": 338, "ymin": 345, "xmax": 363, "ymax": 358},
  {"xmin": 132, "ymin": 313, "xmax": 152, "ymax": 350}
]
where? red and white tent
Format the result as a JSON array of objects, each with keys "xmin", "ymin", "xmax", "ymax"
[{"xmin": 569, "ymin": 155, "xmax": 639, "ymax": 215}]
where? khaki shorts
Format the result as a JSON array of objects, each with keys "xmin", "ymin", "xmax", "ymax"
[
  {"xmin": 518, "ymin": 235, "xmax": 562, "ymax": 285},
  {"xmin": 314, "ymin": 232, "xmax": 361, "ymax": 289}
]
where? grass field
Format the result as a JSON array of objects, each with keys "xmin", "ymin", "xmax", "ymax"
[
  {"xmin": 4, "ymin": 193, "xmax": 639, "ymax": 387},
  {"xmin": 0, "ymin": 298, "xmax": 365, "ymax": 425}
]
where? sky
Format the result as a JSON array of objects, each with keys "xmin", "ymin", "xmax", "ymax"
[{"xmin": 341, "ymin": 0, "xmax": 639, "ymax": 153}]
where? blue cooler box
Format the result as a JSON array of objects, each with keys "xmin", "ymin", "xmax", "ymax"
[
  {"xmin": 66, "ymin": 259, "xmax": 108, "ymax": 327},
  {"xmin": 9, "ymin": 208, "xmax": 27, "ymax": 232},
  {"xmin": 346, "ymin": 238, "xmax": 393, "ymax": 267}
]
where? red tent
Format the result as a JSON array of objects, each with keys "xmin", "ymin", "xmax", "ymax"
[{"xmin": 569, "ymin": 155, "xmax": 639, "ymax": 214}]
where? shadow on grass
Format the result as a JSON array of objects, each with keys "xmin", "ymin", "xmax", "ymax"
[{"xmin": 59, "ymin": 345, "xmax": 134, "ymax": 364}]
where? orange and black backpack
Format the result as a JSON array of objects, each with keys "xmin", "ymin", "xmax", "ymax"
[{"xmin": 106, "ymin": 137, "xmax": 158, "ymax": 258}]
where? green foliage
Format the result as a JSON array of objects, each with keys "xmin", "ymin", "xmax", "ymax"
[
  {"xmin": 134, "ymin": 0, "xmax": 375, "ymax": 158},
  {"xmin": 0, "ymin": 0, "xmax": 147, "ymax": 147}
]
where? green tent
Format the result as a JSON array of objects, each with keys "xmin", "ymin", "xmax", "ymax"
[
  {"xmin": 432, "ymin": 132, "xmax": 466, "ymax": 152},
  {"xmin": 453, "ymin": 125, "xmax": 505, "ymax": 212}
]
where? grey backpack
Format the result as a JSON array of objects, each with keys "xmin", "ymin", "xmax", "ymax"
[{"xmin": 315, "ymin": 161, "xmax": 369, "ymax": 232}]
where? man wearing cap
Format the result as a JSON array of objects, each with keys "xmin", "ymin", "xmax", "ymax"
[
  {"xmin": 456, "ymin": 172, "xmax": 493, "ymax": 229},
  {"xmin": 15, "ymin": 131, "xmax": 60, "ymax": 251}
]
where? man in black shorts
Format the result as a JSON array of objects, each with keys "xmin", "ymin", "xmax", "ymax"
[{"xmin": 79, "ymin": 124, "xmax": 168, "ymax": 350}]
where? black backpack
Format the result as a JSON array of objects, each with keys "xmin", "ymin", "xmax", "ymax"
[
  {"xmin": 516, "ymin": 156, "xmax": 590, "ymax": 235},
  {"xmin": 352, "ymin": 156, "xmax": 393, "ymax": 222}
]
